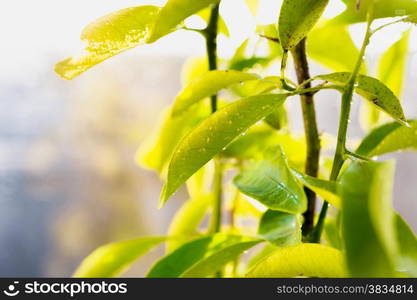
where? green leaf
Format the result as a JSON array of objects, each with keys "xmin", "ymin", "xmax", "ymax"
[
  {"xmin": 378, "ymin": 30, "xmax": 410, "ymax": 97},
  {"xmin": 395, "ymin": 213, "xmax": 417, "ymax": 276},
  {"xmin": 148, "ymin": 0, "xmax": 221, "ymax": 43},
  {"xmin": 234, "ymin": 147, "xmax": 307, "ymax": 214},
  {"xmin": 247, "ymin": 243, "xmax": 346, "ymax": 277},
  {"xmin": 161, "ymin": 94, "xmax": 288, "ymax": 206},
  {"xmin": 264, "ymin": 106, "xmax": 288, "ymax": 130},
  {"xmin": 316, "ymin": 72, "xmax": 407, "ymax": 124},
  {"xmin": 55, "ymin": 6, "xmax": 160, "ymax": 80},
  {"xmin": 308, "ymin": 22, "xmax": 366, "ymax": 72},
  {"xmin": 356, "ymin": 120, "xmax": 417, "ymax": 157},
  {"xmin": 73, "ymin": 237, "xmax": 165, "ymax": 277},
  {"xmin": 291, "ymin": 170, "xmax": 341, "ymax": 209},
  {"xmin": 258, "ymin": 210, "xmax": 302, "ymax": 246},
  {"xmin": 147, "ymin": 234, "xmax": 262, "ymax": 278},
  {"xmin": 171, "ymin": 70, "xmax": 259, "ymax": 116},
  {"xmin": 333, "ymin": 0, "xmax": 417, "ymax": 24},
  {"xmin": 278, "ymin": 0, "xmax": 330, "ymax": 50},
  {"xmin": 167, "ymin": 194, "xmax": 212, "ymax": 252},
  {"xmin": 324, "ymin": 217, "xmax": 343, "ymax": 250},
  {"xmin": 136, "ymin": 103, "xmax": 209, "ymax": 175},
  {"xmin": 339, "ymin": 160, "xmax": 397, "ymax": 277}
]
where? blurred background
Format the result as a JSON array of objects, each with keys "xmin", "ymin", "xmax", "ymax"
[{"xmin": 0, "ymin": 0, "xmax": 416, "ymax": 277}]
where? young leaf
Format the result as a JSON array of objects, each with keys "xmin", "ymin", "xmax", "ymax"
[
  {"xmin": 291, "ymin": 170, "xmax": 341, "ymax": 209},
  {"xmin": 356, "ymin": 120, "xmax": 417, "ymax": 157},
  {"xmin": 247, "ymin": 243, "xmax": 346, "ymax": 278},
  {"xmin": 258, "ymin": 210, "xmax": 302, "ymax": 247},
  {"xmin": 147, "ymin": 234, "xmax": 262, "ymax": 278},
  {"xmin": 148, "ymin": 0, "xmax": 221, "ymax": 43},
  {"xmin": 171, "ymin": 70, "xmax": 259, "ymax": 116},
  {"xmin": 166, "ymin": 194, "xmax": 212, "ymax": 252},
  {"xmin": 55, "ymin": 6, "xmax": 160, "ymax": 80},
  {"xmin": 316, "ymin": 73, "xmax": 407, "ymax": 124},
  {"xmin": 233, "ymin": 147, "xmax": 307, "ymax": 214},
  {"xmin": 395, "ymin": 213, "xmax": 417, "ymax": 276},
  {"xmin": 245, "ymin": 0, "xmax": 260, "ymax": 15},
  {"xmin": 278, "ymin": 0, "xmax": 330, "ymax": 50},
  {"xmin": 339, "ymin": 160, "xmax": 397, "ymax": 277},
  {"xmin": 73, "ymin": 237, "xmax": 165, "ymax": 278},
  {"xmin": 136, "ymin": 103, "xmax": 209, "ymax": 175},
  {"xmin": 333, "ymin": 0, "xmax": 417, "ymax": 24},
  {"xmin": 161, "ymin": 94, "xmax": 288, "ymax": 206},
  {"xmin": 308, "ymin": 22, "xmax": 366, "ymax": 72}
]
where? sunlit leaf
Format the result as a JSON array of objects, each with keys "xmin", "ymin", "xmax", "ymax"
[
  {"xmin": 316, "ymin": 73, "xmax": 407, "ymax": 124},
  {"xmin": 55, "ymin": 6, "xmax": 160, "ymax": 80},
  {"xmin": 333, "ymin": 0, "xmax": 417, "ymax": 24},
  {"xmin": 278, "ymin": 0, "xmax": 330, "ymax": 50},
  {"xmin": 167, "ymin": 194, "xmax": 212, "ymax": 252},
  {"xmin": 258, "ymin": 210, "xmax": 302, "ymax": 246},
  {"xmin": 395, "ymin": 213, "xmax": 417, "ymax": 276},
  {"xmin": 171, "ymin": 70, "xmax": 259, "ymax": 116},
  {"xmin": 73, "ymin": 237, "xmax": 165, "ymax": 278},
  {"xmin": 364, "ymin": 30, "xmax": 411, "ymax": 128},
  {"xmin": 339, "ymin": 160, "xmax": 397, "ymax": 277},
  {"xmin": 324, "ymin": 217, "xmax": 343, "ymax": 250},
  {"xmin": 234, "ymin": 147, "xmax": 307, "ymax": 214},
  {"xmin": 181, "ymin": 57, "xmax": 209, "ymax": 86},
  {"xmin": 247, "ymin": 243, "xmax": 346, "ymax": 277},
  {"xmin": 147, "ymin": 234, "xmax": 262, "ymax": 278},
  {"xmin": 136, "ymin": 104, "xmax": 209, "ymax": 175},
  {"xmin": 148, "ymin": 0, "xmax": 221, "ymax": 42},
  {"xmin": 196, "ymin": 7, "xmax": 229, "ymax": 37},
  {"xmin": 356, "ymin": 120, "xmax": 417, "ymax": 157},
  {"xmin": 308, "ymin": 22, "xmax": 366, "ymax": 72},
  {"xmin": 245, "ymin": 0, "xmax": 260, "ymax": 15},
  {"xmin": 291, "ymin": 170, "xmax": 341, "ymax": 209},
  {"xmin": 161, "ymin": 94, "xmax": 288, "ymax": 206},
  {"xmin": 264, "ymin": 106, "xmax": 288, "ymax": 130}
]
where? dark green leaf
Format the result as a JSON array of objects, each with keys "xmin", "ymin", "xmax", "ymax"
[
  {"xmin": 73, "ymin": 237, "xmax": 165, "ymax": 277},
  {"xmin": 55, "ymin": 6, "xmax": 160, "ymax": 80},
  {"xmin": 278, "ymin": 0, "xmax": 329, "ymax": 50},
  {"xmin": 339, "ymin": 160, "xmax": 397, "ymax": 277},
  {"xmin": 234, "ymin": 147, "xmax": 307, "ymax": 214},
  {"xmin": 148, "ymin": 0, "xmax": 221, "ymax": 42},
  {"xmin": 161, "ymin": 94, "xmax": 288, "ymax": 206},
  {"xmin": 258, "ymin": 210, "xmax": 302, "ymax": 246},
  {"xmin": 356, "ymin": 120, "xmax": 417, "ymax": 157},
  {"xmin": 247, "ymin": 243, "xmax": 346, "ymax": 277},
  {"xmin": 147, "ymin": 234, "xmax": 262, "ymax": 278},
  {"xmin": 316, "ymin": 72, "xmax": 407, "ymax": 124}
]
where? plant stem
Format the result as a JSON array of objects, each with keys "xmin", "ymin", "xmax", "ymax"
[
  {"xmin": 205, "ymin": 4, "xmax": 223, "ymax": 235},
  {"xmin": 311, "ymin": 5, "xmax": 375, "ymax": 243},
  {"xmin": 291, "ymin": 38, "xmax": 321, "ymax": 237}
]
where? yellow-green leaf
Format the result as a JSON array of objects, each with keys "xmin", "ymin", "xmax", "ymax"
[
  {"xmin": 234, "ymin": 147, "xmax": 307, "ymax": 214},
  {"xmin": 316, "ymin": 72, "xmax": 407, "ymax": 125},
  {"xmin": 291, "ymin": 170, "xmax": 341, "ymax": 209},
  {"xmin": 278, "ymin": 0, "xmax": 330, "ymax": 50},
  {"xmin": 356, "ymin": 120, "xmax": 417, "ymax": 157},
  {"xmin": 308, "ymin": 22, "xmax": 366, "ymax": 72},
  {"xmin": 161, "ymin": 94, "xmax": 288, "ymax": 206},
  {"xmin": 247, "ymin": 243, "xmax": 346, "ymax": 277},
  {"xmin": 166, "ymin": 194, "xmax": 212, "ymax": 252},
  {"xmin": 339, "ymin": 160, "xmax": 397, "ymax": 277},
  {"xmin": 333, "ymin": 0, "xmax": 417, "ymax": 24},
  {"xmin": 148, "ymin": 0, "xmax": 221, "ymax": 43},
  {"xmin": 395, "ymin": 213, "xmax": 417, "ymax": 276},
  {"xmin": 55, "ymin": 6, "xmax": 160, "ymax": 80},
  {"xmin": 172, "ymin": 70, "xmax": 259, "ymax": 116},
  {"xmin": 136, "ymin": 103, "xmax": 209, "ymax": 175},
  {"xmin": 147, "ymin": 234, "xmax": 262, "ymax": 278},
  {"xmin": 73, "ymin": 237, "xmax": 165, "ymax": 278}
]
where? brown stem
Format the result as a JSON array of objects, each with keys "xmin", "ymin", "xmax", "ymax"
[{"xmin": 291, "ymin": 38, "xmax": 321, "ymax": 237}]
